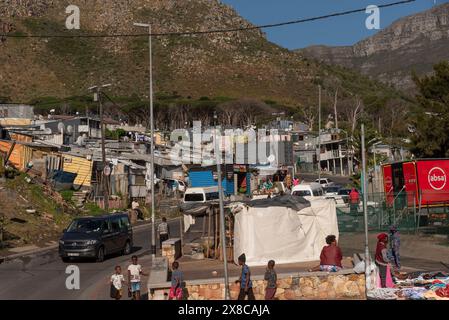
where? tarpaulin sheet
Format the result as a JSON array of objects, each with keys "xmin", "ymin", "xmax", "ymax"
[{"xmin": 233, "ymin": 199, "xmax": 339, "ymax": 266}]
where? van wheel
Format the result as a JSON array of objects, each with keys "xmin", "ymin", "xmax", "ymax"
[
  {"xmin": 123, "ymin": 241, "xmax": 131, "ymax": 256},
  {"xmin": 96, "ymin": 246, "xmax": 105, "ymax": 262}
]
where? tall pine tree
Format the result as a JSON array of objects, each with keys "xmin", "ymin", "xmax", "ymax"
[{"xmin": 410, "ymin": 61, "xmax": 449, "ymax": 158}]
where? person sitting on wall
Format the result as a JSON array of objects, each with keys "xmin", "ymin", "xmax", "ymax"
[{"xmin": 309, "ymin": 235, "xmax": 343, "ymax": 272}]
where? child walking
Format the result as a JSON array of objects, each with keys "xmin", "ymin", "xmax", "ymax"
[
  {"xmin": 110, "ymin": 266, "xmax": 125, "ymax": 300},
  {"xmin": 236, "ymin": 253, "xmax": 255, "ymax": 300},
  {"xmin": 169, "ymin": 261, "xmax": 184, "ymax": 300},
  {"xmin": 264, "ymin": 260, "xmax": 277, "ymax": 300}
]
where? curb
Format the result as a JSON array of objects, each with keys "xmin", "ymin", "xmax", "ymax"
[{"xmin": 0, "ymin": 217, "xmax": 181, "ymax": 263}]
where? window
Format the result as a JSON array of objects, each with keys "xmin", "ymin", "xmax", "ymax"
[
  {"xmin": 184, "ymin": 193, "xmax": 205, "ymax": 202},
  {"xmin": 111, "ymin": 217, "xmax": 121, "ymax": 232},
  {"xmin": 205, "ymin": 192, "xmax": 219, "ymax": 201},
  {"xmin": 293, "ymin": 190, "xmax": 311, "ymax": 197},
  {"xmin": 120, "ymin": 216, "xmax": 130, "ymax": 229}
]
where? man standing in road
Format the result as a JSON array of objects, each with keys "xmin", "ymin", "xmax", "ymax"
[
  {"xmin": 349, "ymin": 188, "xmax": 360, "ymax": 214},
  {"xmin": 157, "ymin": 217, "xmax": 170, "ymax": 250},
  {"xmin": 127, "ymin": 255, "xmax": 147, "ymax": 300}
]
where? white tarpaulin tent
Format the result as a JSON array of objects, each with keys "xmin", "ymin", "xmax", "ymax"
[{"xmin": 233, "ymin": 197, "xmax": 339, "ymax": 266}]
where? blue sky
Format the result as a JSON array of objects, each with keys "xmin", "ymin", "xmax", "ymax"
[{"xmin": 221, "ymin": 0, "xmax": 448, "ymax": 49}]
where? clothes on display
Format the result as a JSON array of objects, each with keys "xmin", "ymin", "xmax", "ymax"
[{"xmin": 368, "ymin": 271, "xmax": 449, "ymax": 300}]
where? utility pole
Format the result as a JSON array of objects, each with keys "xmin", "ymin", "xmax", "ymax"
[
  {"xmin": 133, "ymin": 22, "xmax": 156, "ymax": 258},
  {"xmin": 361, "ymin": 123, "xmax": 370, "ymax": 295},
  {"xmin": 318, "ymin": 85, "xmax": 322, "ymax": 182},
  {"xmin": 214, "ymin": 112, "xmax": 230, "ymax": 300},
  {"xmin": 88, "ymin": 84, "xmax": 111, "ymax": 212}
]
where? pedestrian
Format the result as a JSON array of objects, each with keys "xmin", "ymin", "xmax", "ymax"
[
  {"xmin": 264, "ymin": 260, "xmax": 277, "ymax": 300},
  {"xmin": 349, "ymin": 188, "xmax": 360, "ymax": 214},
  {"xmin": 309, "ymin": 235, "xmax": 343, "ymax": 272},
  {"xmin": 168, "ymin": 261, "xmax": 184, "ymax": 300},
  {"xmin": 375, "ymin": 233, "xmax": 392, "ymax": 288},
  {"xmin": 157, "ymin": 217, "xmax": 170, "ymax": 249},
  {"xmin": 127, "ymin": 255, "xmax": 147, "ymax": 300},
  {"xmin": 236, "ymin": 253, "xmax": 255, "ymax": 300},
  {"xmin": 110, "ymin": 265, "xmax": 125, "ymax": 300},
  {"xmin": 389, "ymin": 225, "xmax": 401, "ymax": 272}
]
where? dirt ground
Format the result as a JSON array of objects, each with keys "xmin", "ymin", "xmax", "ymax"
[{"xmin": 0, "ymin": 175, "xmax": 73, "ymax": 254}]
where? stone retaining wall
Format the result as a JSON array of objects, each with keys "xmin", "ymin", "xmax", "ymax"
[{"xmin": 149, "ymin": 271, "xmax": 365, "ymax": 300}]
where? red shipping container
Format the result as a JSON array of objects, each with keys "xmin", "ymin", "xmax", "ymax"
[{"xmin": 416, "ymin": 160, "xmax": 449, "ymax": 205}]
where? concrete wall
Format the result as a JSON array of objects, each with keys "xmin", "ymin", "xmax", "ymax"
[{"xmin": 149, "ymin": 271, "xmax": 365, "ymax": 300}]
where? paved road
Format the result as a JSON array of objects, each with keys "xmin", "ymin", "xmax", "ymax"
[
  {"xmin": 0, "ymin": 220, "xmax": 181, "ymax": 300},
  {"xmin": 299, "ymin": 173, "xmax": 352, "ymax": 187}
]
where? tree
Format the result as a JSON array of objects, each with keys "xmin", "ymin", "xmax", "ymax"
[{"xmin": 410, "ymin": 61, "xmax": 449, "ymax": 158}]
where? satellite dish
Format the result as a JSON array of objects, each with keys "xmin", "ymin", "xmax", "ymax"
[
  {"xmin": 44, "ymin": 127, "xmax": 52, "ymax": 134},
  {"xmin": 57, "ymin": 122, "xmax": 65, "ymax": 133},
  {"xmin": 67, "ymin": 125, "xmax": 73, "ymax": 134}
]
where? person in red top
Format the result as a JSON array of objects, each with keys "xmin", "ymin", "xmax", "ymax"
[
  {"xmin": 375, "ymin": 233, "xmax": 391, "ymax": 288},
  {"xmin": 309, "ymin": 235, "xmax": 343, "ymax": 272},
  {"xmin": 349, "ymin": 188, "xmax": 360, "ymax": 214}
]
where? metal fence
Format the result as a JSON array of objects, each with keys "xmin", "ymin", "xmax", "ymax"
[{"xmin": 336, "ymin": 191, "xmax": 449, "ymax": 234}]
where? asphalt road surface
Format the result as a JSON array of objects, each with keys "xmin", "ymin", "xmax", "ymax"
[
  {"xmin": 299, "ymin": 173, "xmax": 352, "ymax": 187},
  {"xmin": 0, "ymin": 219, "xmax": 181, "ymax": 300}
]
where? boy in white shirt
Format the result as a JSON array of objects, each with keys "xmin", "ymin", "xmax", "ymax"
[
  {"xmin": 127, "ymin": 255, "xmax": 147, "ymax": 300},
  {"xmin": 110, "ymin": 266, "xmax": 125, "ymax": 300}
]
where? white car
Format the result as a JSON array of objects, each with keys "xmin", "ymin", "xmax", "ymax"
[
  {"xmin": 315, "ymin": 178, "xmax": 334, "ymax": 188},
  {"xmin": 292, "ymin": 183, "xmax": 325, "ymax": 201},
  {"xmin": 183, "ymin": 187, "xmax": 221, "ymax": 203}
]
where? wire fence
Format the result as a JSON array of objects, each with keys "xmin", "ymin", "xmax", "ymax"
[{"xmin": 336, "ymin": 191, "xmax": 449, "ymax": 234}]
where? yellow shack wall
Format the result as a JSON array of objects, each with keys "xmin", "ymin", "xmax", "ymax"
[{"xmin": 62, "ymin": 155, "xmax": 93, "ymax": 187}]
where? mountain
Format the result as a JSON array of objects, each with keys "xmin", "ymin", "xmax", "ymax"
[
  {"xmin": 0, "ymin": 0, "xmax": 403, "ymax": 112},
  {"xmin": 299, "ymin": 3, "xmax": 449, "ymax": 90}
]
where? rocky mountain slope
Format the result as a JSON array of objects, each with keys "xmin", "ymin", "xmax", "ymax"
[
  {"xmin": 0, "ymin": 0, "xmax": 399, "ymax": 110},
  {"xmin": 299, "ymin": 2, "xmax": 449, "ymax": 90}
]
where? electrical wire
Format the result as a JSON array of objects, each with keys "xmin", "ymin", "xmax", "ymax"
[{"xmin": 0, "ymin": 0, "xmax": 415, "ymax": 39}]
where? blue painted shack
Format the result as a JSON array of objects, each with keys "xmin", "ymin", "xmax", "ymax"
[{"xmin": 188, "ymin": 165, "xmax": 235, "ymax": 196}]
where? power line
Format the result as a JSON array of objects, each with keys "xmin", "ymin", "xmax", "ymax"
[{"xmin": 0, "ymin": 0, "xmax": 415, "ymax": 39}]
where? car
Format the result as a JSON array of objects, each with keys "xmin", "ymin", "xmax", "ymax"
[
  {"xmin": 334, "ymin": 188, "xmax": 352, "ymax": 205},
  {"xmin": 292, "ymin": 183, "xmax": 325, "ymax": 201},
  {"xmin": 324, "ymin": 185, "xmax": 342, "ymax": 197},
  {"xmin": 183, "ymin": 186, "xmax": 222, "ymax": 203},
  {"xmin": 59, "ymin": 213, "xmax": 133, "ymax": 263},
  {"xmin": 315, "ymin": 178, "xmax": 335, "ymax": 188},
  {"xmin": 164, "ymin": 178, "xmax": 187, "ymax": 193}
]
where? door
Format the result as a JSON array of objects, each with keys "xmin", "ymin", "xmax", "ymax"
[
  {"xmin": 101, "ymin": 219, "xmax": 115, "ymax": 254},
  {"xmin": 110, "ymin": 216, "xmax": 123, "ymax": 252}
]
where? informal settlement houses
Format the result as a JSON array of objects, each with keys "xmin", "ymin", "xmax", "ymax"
[{"xmin": 0, "ymin": 104, "xmax": 299, "ymax": 210}]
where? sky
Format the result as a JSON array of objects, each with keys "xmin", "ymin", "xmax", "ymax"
[{"xmin": 221, "ymin": 0, "xmax": 449, "ymax": 49}]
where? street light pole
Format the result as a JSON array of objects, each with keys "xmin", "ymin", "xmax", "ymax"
[
  {"xmin": 134, "ymin": 22, "xmax": 156, "ymax": 258},
  {"xmin": 318, "ymin": 85, "xmax": 321, "ymax": 181},
  {"xmin": 88, "ymin": 84, "xmax": 111, "ymax": 212},
  {"xmin": 214, "ymin": 112, "xmax": 230, "ymax": 300},
  {"xmin": 361, "ymin": 124, "xmax": 370, "ymax": 295}
]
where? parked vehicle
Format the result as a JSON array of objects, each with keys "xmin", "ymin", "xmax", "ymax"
[
  {"xmin": 324, "ymin": 185, "xmax": 342, "ymax": 197},
  {"xmin": 334, "ymin": 188, "xmax": 352, "ymax": 207},
  {"xmin": 164, "ymin": 178, "xmax": 187, "ymax": 193},
  {"xmin": 315, "ymin": 178, "xmax": 334, "ymax": 188},
  {"xmin": 183, "ymin": 186, "xmax": 221, "ymax": 203},
  {"xmin": 292, "ymin": 183, "xmax": 325, "ymax": 201},
  {"xmin": 382, "ymin": 159, "xmax": 449, "ymax": 208},
  {"xmin": 59, "ymin": 213, "xmax": 133, "ymax": 263}
]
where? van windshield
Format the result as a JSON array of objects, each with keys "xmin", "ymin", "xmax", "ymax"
[
  {"xmin": 293, "ymin": 190, "xmax": 311, "ymax": 197},
  {"xmin": 205, "ymin": 192, "xmax": 219, "ymax": 201},
  {"xmin": 184, "ymin": 193, "xmax": 205, "ymax": 202},
  {"xmin": 67, "ymin": 219, "xmax": 103, "ymax": 233}
]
